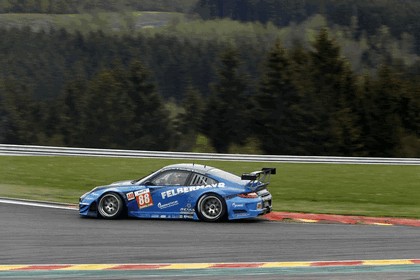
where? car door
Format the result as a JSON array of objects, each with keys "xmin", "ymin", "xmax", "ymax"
[{"xmin": 131, "ymin": 170, "xmax": 192, "ymax": 218}]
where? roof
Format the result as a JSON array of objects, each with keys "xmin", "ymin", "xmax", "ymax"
[{"xmin": 162, "ymin": 163, "xmax": 215, "ymax": 175}]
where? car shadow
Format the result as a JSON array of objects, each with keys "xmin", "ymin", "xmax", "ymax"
[{"xmin": 122, "ymin": 216, "xmax": 268, "ymax": 224}]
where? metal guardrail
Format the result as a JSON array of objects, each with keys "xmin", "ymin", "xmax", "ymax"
[{"xmin": 0, "ymin": 144, "xmax": 419, "ymax": 165}]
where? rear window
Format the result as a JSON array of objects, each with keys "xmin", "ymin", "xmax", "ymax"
[{"xmin": 208, "ymin": 169, "xmax": 243, "ymax": 184}]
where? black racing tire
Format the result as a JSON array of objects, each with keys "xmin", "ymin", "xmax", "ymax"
[
  {"xmin": 98, "ymin": 193, "xmax": 124, "ymax": 219},
  {"xmin": 196, "ymin": 193, "xmax": 226, "ymax": 222}
]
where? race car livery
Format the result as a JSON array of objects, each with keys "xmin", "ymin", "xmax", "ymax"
[{"xmin": 79, "ymin": 163, "xmax": 274, "ymax": 222}]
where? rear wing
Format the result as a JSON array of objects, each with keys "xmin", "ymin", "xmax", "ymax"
[{"xmin": 241, "ymin": 168, "xmax": 276, "ymax": 189}]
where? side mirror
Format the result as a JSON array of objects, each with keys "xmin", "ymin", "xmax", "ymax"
[{"xmin": 144, "ymin": 181, "xmax": 155, "ymax": 186}]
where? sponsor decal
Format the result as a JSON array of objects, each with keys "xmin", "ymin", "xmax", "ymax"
[
  {"xmin": 160, "ymin": 215, "xmax": 167, "ymax": 218},
  {"xmin": 157, "ymin": 201, "xmax": 179, "ymax": 209},
  {"xmin": 180, "ymin": 207, "xmax": 195, "ymax": 214},
  {"xmin": 135, "ymin": 189, "xmax": 154, "ymax": 209},
  {"xmin": 236, "ymin": 213, "xmax": 250, "ymax": 217},
  {"xmin": 126, "ymin": 192, "xmax": 135, "ymax": 201},
  {"xmin": 183, "ymin": 215, "xmax": 194, "ymax": 219},
  {"xmin": 232, "ymin": 203, "xmax": 244, "ymax": 208},
  {"xmin": 161, "ymin": 183, "xmax": 225, "ymax": 199}
]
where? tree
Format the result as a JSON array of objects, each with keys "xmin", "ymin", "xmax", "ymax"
[
  {"xmin": 253, "ymin": 41, "xmax": 302, "ymax": 155},
  {"xmin": 175, "ymin": 85, "xmax": 204, "ymax": 151},
  {"xmin": 125, "ymin": 60, "xmax": 173, "ymax": 150},
  {"xmin": 59, "ymin": 60, "xmax": 174, "ymax": 150},
  {"xmin": 82, "ymin": 68, "xmax": 134, "ymax": 148},
  {"xmin": 307, "ymin": 29, "xmax": 362, "ymax": 155},
  {"xmin": 0, "ymin": 79, "xmax": 38, "ymax": 144},
  {"xmin": 360, "ymin": 66, "xmax": 405, "ymax": 156},
  {"xmin": 201, "ymin": 47, "xmax": 248, "ymax": 153},
  {"xmin": 60, "ymin": 79, "xmax": 89, "ymax": 147}
]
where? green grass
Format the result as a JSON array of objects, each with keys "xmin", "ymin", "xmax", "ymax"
[{"xmin": 0, "ymin": 156, "xmax": 419, "ymax": 218}]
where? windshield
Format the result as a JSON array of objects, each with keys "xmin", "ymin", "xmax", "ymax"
[{"xmin": 131, "ymin": 170, "xmax": 161, "ymax": 184}]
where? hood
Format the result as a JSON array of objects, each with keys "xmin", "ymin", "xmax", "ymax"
[{"xmin": 109, "ymin": 180, "xmax": 134, "ymax": 186}]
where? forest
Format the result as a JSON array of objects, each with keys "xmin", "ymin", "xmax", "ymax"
[{"xmin": 0, "ymin": 0, "xmax": 419, "ymax": 157}]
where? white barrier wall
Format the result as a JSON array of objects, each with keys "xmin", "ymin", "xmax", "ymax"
[{"xmin": 0, "ymin": 144, "xmax": 419, "ymax": 165}]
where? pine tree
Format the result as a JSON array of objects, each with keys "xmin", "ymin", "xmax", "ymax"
[
  {"xmin": 60, "ymin": 79, "xmax": 89, "ymax": 147},
  {"xmin": 0, "ymin": 79, "xmax": 37, "ymax": 144},
  {"xmin": 253, "ymin": 41, "xmax": 301, "ymax": 155},
  {"xmin": 174, "ymin": 85, "xmax": 204, "ymax": 151},
  {"xmin": 360, "ymin": 65, "xmax": 404, "ymax": 156},
  {"xmin": 307, "ymin": 29, "xmax": 362, "ymax": 155},
  {"xmin": 201, "ymin": 47, "xmax": 248, "ymax": 153},
  {"xmin": 82, "ymin": 68, "xmax": 134, "ymax": 148},
  {"xmin": 125, "ymin": 60, "xmax": 173, "ymax": 150}
]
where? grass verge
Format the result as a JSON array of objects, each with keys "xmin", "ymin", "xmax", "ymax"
[{"xmin": 0, "ymin": 156, "xmax": 419, "ymax": 218}]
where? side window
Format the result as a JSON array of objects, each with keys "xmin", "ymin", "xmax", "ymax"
[
  {"xmin": 189, "ymin": 173, "xmax": 217, "ymax": 186},
  {"xmin": 151, "ymin": 171, "xmax": 190, "ymax": 186}
]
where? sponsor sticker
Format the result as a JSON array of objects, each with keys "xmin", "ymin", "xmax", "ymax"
[
  {"xmin": 161, "ymin": 183, "xmax": 225, "ymax": 199},
  {"xmin": 157, "ymin": 201, "xmax": 179, "ymax": 209},
  {"xmin": 236, "ymin": 213, "xmax": 250, "ymax": 217},
  {"xmin": 135, "ymin": 189, "xmax": 154, "ymax": 209},
  {"xmin": 126, "ymin": 192, "xmax": 135, "ymax": 201},
  {"xmin": 180, "ymin": 207, "xmax": 195, "ymax": 214},
  {"xmin": 232, "ymin": 203, "xmax": 244, "ymax": 208}
]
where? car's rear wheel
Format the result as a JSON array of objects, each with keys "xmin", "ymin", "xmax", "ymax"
[
  {"xmin": 196, "ymin": 194, "xmax": 226, "ymax": 222},
  {"xmin": 98, "ymin": 193, "xmax": 124, "ymax": 219}
]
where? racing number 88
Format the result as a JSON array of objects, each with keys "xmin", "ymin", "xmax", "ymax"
[
  {"xmin": 136, "ymin": 191, "xmax": 153, "ymax": 209},
  {"xmin": 138, "ymin": 193, "xmax": 150, "ymax": 205}
]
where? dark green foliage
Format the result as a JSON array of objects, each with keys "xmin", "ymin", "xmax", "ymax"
[
  {"xmin": 194, "ymin": 0, "xmax": 420, "ymax": 53},
  {"xmin": 57, "ymin": 61, "xmax": 172, "ymax": 150},
  {"xmin": 0, "ymin": 28, "xmax": 230, "ymax": 101},
  {"xmin": 253, "ymin": 41, "xmax": 303, "ymax": 154},
  {"xmin": 0, "ymin": 0, "xmax": 198, "ymax": 13},
  {"xmin": 173, "ymin": 85, "xmax": 204, "ymax": 151},
  {"xmin": 194, "ymin": 0, "xmax": 314, "ymax": 25},
  {"xmin": 201, "ymin": 47, "xmax": 248, "ymax": 153},
  {"xmin": 305, "ymin": 29, "xmax": 362, "ymax": 155},
  {"xmin": 177, "ymin": 86, "xmax": 203, "ymax": 134},
  {"xmin": 0, "ymin": 25, "xmax": 418, "ymax": 157},
  {"xmin": 360, "ymin": 66, "xmax": 407, "ymax": 156},
  {"xmin": 125, "ymin": 61, "xmax": 173, "ymax": 150}
]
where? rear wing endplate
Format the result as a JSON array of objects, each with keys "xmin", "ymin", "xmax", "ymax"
[{"xmin": 241, "ymin": 168, "xmax": 276, "ymax": 188}]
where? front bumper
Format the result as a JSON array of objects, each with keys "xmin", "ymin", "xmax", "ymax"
[{"xmin": 79, "ymin": 196, "xmax": 98, "ymax": 218}]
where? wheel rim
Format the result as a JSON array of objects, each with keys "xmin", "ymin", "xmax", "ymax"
[
  {"xmin": 99, "ymin": 194, "xmax": 120, "ymax": 218},
  {"xmin": 200, "ymin": 196, "xmax": 223, "ymax": 220}
]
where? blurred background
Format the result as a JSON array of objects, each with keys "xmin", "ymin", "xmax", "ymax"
[{"xmin": 0, "ymin": 0, "xmax": 419, "ymax": 157}]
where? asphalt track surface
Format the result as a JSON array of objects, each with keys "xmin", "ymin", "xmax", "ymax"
[{"xmin": 1, "ymin": 203, "xmax": 420, "ymax": 279}]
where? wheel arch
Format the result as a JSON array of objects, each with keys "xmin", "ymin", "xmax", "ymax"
[
  {"xmin": 97, "ymin": 191, "xmax": 127, "ymax": 219},
  {"xmin": 195, "ymin": 192, "xmax": 227, "ymax": 222}
]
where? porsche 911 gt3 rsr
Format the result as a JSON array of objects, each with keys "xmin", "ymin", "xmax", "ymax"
[{"xmin": 79, "ymin": 163, "xmax": 274, "ymax": 222}]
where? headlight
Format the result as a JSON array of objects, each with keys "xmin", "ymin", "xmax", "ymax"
[
  {"xmin": 79, "ymin": 192, "xmax": 89, "ymax": 202},
  {"xmin": 79, "ymin": 187, "xmax": 98, "ymax": 201}
]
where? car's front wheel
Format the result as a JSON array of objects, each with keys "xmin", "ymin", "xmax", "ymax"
[
  {"xmin": 196, "ymin": 194, "xmax": 226, "ymax": 222},
  {"xmin": 98, "ymin": 193, "xmax": 124, "ymax": 219}
]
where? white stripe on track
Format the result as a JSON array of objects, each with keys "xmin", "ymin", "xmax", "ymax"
[{"xmin": 0, "ymin": 198, "xmax": 78, "ymax": 211}]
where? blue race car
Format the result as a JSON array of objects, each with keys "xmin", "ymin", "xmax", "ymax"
[{"xmin": 79, "ymin": 163, "xmax": 274, "ymax": 222}]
